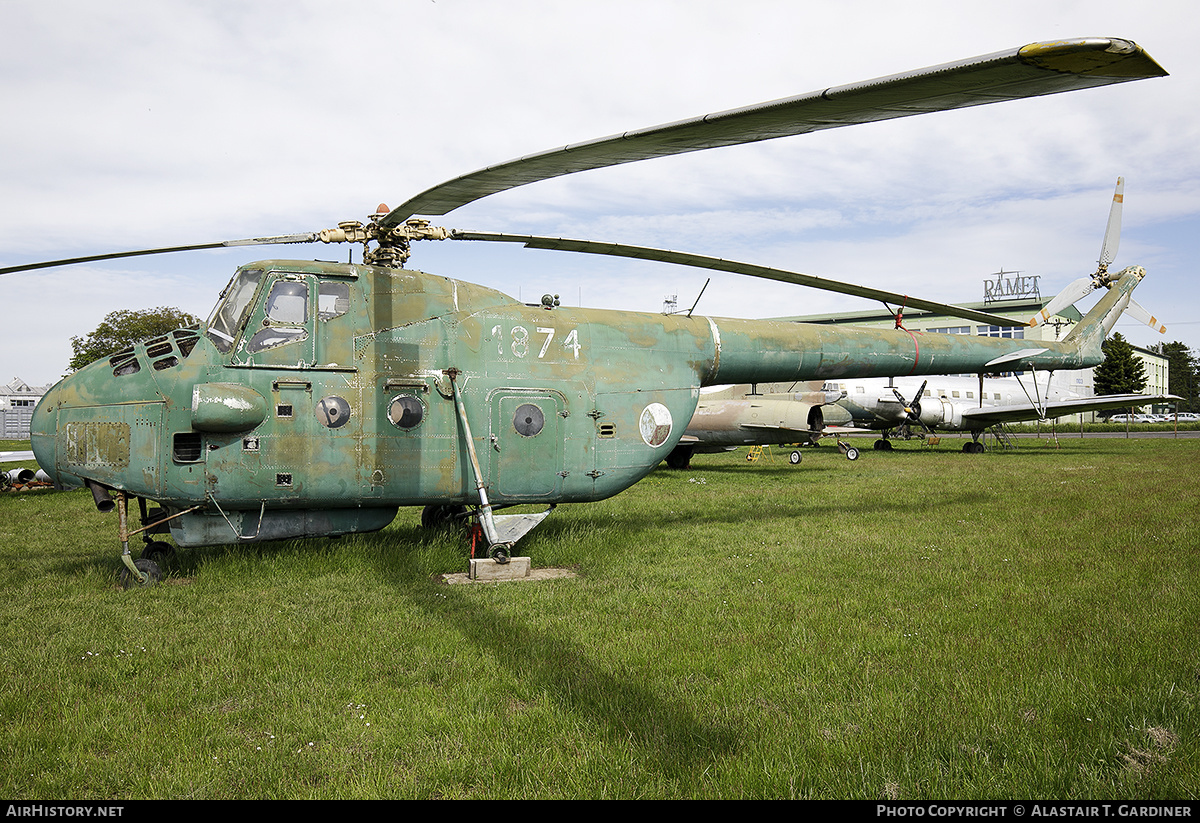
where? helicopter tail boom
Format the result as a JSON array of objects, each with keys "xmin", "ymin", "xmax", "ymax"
[{"xmin": 702, "ymin": 268, "xmax": 1143, "ymax": 386}]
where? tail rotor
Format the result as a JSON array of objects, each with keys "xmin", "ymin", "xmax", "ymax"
[{"xmin": 1030, "ymin": 178, "xmax": 1164, "ymax": 335}]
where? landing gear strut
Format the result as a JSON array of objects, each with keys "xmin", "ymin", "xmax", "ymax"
[
  {"xmin": 116, "ymin": 492, "xmax": 159, "ymax": 589},
  {"xmin": 445, "ymin": 368, "xmax": 554, "ymax": 563}
]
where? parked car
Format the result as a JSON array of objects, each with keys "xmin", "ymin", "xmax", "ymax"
[
  {"xmin": 1168, "ymin": 412, "xmax": 1200, "ymax": 422},
  {"xmin": 1108, "ymin": 413, "xmax": 1156, "ymax": 423}
]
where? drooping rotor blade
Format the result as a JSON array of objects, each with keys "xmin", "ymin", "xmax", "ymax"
[
  {"xmin": 1099, "ymin": 176, "xmax": 1124, "ymax": 271},
  {"xmin": 451, "ymin": 230, "xmax": 1022, "ymax": 327},
  {"xmin": 0, "ymin": 233, "xmax": 321, "ymax": 276},
  {"xmin": 384, "ymin": 38, "xmax": 1166, "ymax": 225}
]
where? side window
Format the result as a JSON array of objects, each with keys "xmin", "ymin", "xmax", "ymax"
[
  {"xmin": 248, "ymin": 326, "xmax": 308, "ymax": 352},
  {"xmin": 248, "ymin": 279, "xmax": 310, "ymax": 353},
  {"xmin": 265, "ymin": 281, "xmax": 308, "ymax": 324},
  {"xmin": 318, "ymin": 282, "xmax": 350, "ymax": 320}
]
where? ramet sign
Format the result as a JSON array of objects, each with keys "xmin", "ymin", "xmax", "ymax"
[{"xmin": 983, "ymin": 270, "xmax": 1041, "ymax": 304}]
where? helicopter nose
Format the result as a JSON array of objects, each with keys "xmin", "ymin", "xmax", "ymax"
[{"xmin": 29, "ymin": 380, "xmax": 62, "ymax": 485}]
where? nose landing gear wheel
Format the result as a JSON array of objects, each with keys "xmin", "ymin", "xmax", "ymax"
[{"xmin": 120, "ymin": 558, "xmax": 162, "ymax": 590}]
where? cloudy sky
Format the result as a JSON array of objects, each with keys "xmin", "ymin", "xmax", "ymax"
[{"xmin": 2, "ymin": 0, "xmax": 1197, "ymax": 387}]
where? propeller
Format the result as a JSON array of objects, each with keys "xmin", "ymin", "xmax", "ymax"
[
  {"xmin": 891, "ymin": 380, "xmax": 930, "ymax": 432},
  {"xmin": 1030, "ymin": 178, "xmax": 1165, "ymax": 334}
]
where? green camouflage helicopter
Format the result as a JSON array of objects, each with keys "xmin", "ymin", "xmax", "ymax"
[{"xmin": 2, "ymin": 37, "xmax": 1167, "ymax": 587}]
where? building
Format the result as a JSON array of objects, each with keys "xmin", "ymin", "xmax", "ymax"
[
  {"xmin": 771, "ymin": 270, "xmax": 1169, "ymax": 421},
  {"xmin": 1, "ymin": 377, "xmax": 50, "ymax": 439}
]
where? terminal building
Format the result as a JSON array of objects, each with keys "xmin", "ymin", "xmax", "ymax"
[
  {"xmin": 1, "ymin": 377, "xmax": 50, "ymax": 439},
  {"xmin": 770, "ymin": 270, "xmax": 1170, "ymax": 422}
]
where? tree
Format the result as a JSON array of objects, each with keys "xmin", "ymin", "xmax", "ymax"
[
  {"xmin": 1148, "ymin": 341, "xmax": 1199, "ymax": 413},
  {"xmin": 68, "ymin": 306, "xmax": 202, "ymax": 373},
  {"xmin": 1093, "ymin": 332, "xmax": 1147, "ymax": 397}
]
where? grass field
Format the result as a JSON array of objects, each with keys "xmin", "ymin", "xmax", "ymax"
[{"xmin": 1, "ymin": 435, "xmax": 1197, "ymax": 799}]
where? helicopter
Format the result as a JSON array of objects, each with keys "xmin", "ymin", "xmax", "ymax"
[{"xmin": 2, "ymin": 36, "xmax": 1167, "ymax": 587}]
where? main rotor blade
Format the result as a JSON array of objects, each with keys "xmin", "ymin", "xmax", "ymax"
[
  {"xmin": 452, "ymin": 230, "xmax": 1022, "ymax": 327},
  {"xmin": 385, "ymin": 38, "xmax": 1166, "ymax": 224},
  {"xmin": 0, "ymin": 233, "xmax": 320, "ymax": 276}
]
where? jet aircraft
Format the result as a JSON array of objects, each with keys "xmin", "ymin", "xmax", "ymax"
[{"xmin": 667, "ymin": 382, "xmax": 858, "ymax": 468}]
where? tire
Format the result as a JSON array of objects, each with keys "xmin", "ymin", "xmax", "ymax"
[
  {"xmin": 119, "ymin": 558, "xmax": 162, "ymax": 590},
  {"xmin": 421, "ymin": 504, "xmax": 468, "ymax": 530},
  {"xmin": 140, "ymin": 541, "xmax": 175, "ymax": 565}
]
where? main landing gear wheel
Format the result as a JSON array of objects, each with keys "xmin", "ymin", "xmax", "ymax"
[
  {"xmin": 119, "ymin": 558, "xmax": 162, "ymax": 590},
  {"xmin": 140, "ymin": 541, "xmax": 175, "ymax": 565},
  {"xmin": 789, "ymin": 450, "xmax": 802, "ymax": 465},
  {"xmin": 873, "ymin": 440, "xmax": 893, "ymax": 451},
  {"xmin": 963, "ymin": 442, "xmax": 985, "ymax": 454},
  {"xmin": 421, "ymin": 503, "xmax": 469, "ymax": 530}
]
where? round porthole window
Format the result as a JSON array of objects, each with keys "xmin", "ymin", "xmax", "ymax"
[
  {"xmin": 388, "ymin": 394, "xmax": 425, "ymax": 430},
  {"xmin": 513, "ymin": 403, "xmax": 544, "ymax": 437},
  {"xmin": 316, "ymin": 395, "xmax": 351, "ymax": 428}
]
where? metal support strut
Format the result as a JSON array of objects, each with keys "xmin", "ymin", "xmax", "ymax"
[
  {"xmin": 444, "ymin": 368, "xmax": 555, "ymax": 563},
  {"xmin": 445, "ymin": 369, "xmax": 511, "ymax": 562},
  {"xmin": 116, "ymin": 492, "xmax": 146, "ymax": 584}
]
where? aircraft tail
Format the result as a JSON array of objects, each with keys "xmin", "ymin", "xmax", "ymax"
[{"xmin": 1060, "ymin": 266, "xmax": 1144, "ymax": 362}]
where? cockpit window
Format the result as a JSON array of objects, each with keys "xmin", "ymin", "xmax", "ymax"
[
  {"xmin": 205, "ymin": 268, "xmax": 263, "ymax": 352},
  {"xmin": 247, "ymin": 326, "xmax": 309, "ymax": 352},
  {"xmin": 244, "ymin": 279, "xmax": 311, "ymax": 353},
  {"xmin": 265, "ymin": 280, "xmax": 308, "ymax": 324},
  {"xmin": 318, "ymin": 281, "xmax": 350, "ymax": 320}
]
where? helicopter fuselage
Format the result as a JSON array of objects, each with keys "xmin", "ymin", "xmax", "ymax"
[{"xmin": 30, "ymin": 258, "xmax": 1116, "ymax": 547}]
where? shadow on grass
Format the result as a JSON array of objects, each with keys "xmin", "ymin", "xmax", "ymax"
[
  {"xmin": 53, "ymin": 514, "xmax": 740, "ymax": 783},
  {"xmin": 383, "ymin": 542, "xmax": 740, "ymax": 780}
]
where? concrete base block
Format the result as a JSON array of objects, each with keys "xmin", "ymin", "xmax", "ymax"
[
  {"xmin": 469, "ymin": 556, "xmax": 532, "ymax": 581},
  {"xmin": 443, "ymin": 559, "xmax": 577, "ymax": 585}
]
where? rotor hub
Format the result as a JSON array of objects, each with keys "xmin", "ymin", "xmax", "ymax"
[{"xmin": 316, "ymin": 214, "xmax": 451, "ymax": 268}]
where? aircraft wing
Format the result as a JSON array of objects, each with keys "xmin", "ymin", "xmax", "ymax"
[
  {"xmin": 960, "ymin": 394, "xmax": 1179, "ymax": 425},
  {"xmin": 385, "ymin": 38, "xmax": 1165, "ymax": 222},
  {"xmin": 738, "ymin": 423, "xmax": 821, "ymax": 434},
  {"xmin": 819, "ymin": 425, "xmax": 878, "ymax": 434},
  {"xmin": 1, "ymin": 451, "xmax": 35, "ymax": 463}
]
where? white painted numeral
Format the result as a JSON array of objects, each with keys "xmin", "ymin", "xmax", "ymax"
[
  {"xmin": 563, "ymin": 328, "xmax": 580, "ymax": 360},
  {"xmin": 537, "ymin": 327, "xmax": 555, "ymax": 358}
]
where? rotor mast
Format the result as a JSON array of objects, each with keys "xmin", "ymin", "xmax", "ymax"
[{"xmin": 316, "ymin": 205, "xmax": 451, "ymax": 267}]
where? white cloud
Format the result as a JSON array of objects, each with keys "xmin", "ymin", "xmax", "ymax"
[{"xmin": 2, "ymin": 0, "xmax": 1198, "ymax": 386}]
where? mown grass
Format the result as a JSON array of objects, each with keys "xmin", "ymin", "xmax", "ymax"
[{"xmin": 0, "ymin": 436, "xmax": 1197, "ymax": 799}]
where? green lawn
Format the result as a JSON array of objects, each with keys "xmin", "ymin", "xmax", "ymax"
[{"xmin": 1, "ymin": 437, "xmax": 1197, "ymax": 799}]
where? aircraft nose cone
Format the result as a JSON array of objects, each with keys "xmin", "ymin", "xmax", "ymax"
[{"xmin": 29, "ymin": 380, "xmax": 62, "ymax": 485}]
